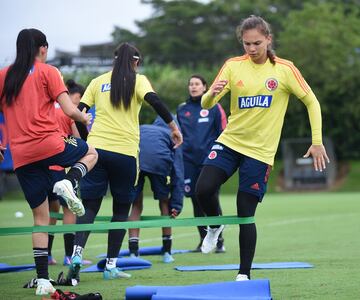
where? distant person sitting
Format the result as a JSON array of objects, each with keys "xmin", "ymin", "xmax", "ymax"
[{"xmin": 128, "ymin": 116, "xmax": 184, "ymax": 263}]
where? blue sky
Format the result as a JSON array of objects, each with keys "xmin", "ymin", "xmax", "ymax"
[{"xmin": 0, "ymin": 0, "xmax": 153, "ymax": 67}]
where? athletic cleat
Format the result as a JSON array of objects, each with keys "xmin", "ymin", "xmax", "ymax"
[
  {"xmin": 236, "ymin": 274, "xmax": 249, "ymax": 281},
  {"xmin": 201, "ymin": 225, "xmax": 225, "ymax": 254},
  {"xmin": 215, "ymin": 237, "xmax": 226, "ymax": 253},
  {"xmin": 53, "ymin": 179, "xmax": 85, "ymax": 216},
  {"xmin": 103, "ymin": 267, "xmax": 131, "ymax": 280},
  {"xmin": 66, "ymin": 255, "xmax": 82, "ymax": 283},
  {"xmin": 162, "ymin": 252, "xmax": 175, "ymax": 263},
  {"xmin": 71, "ymin": 253, "xmax": 82, "ymax": 265},
  {"xmin": 48, "ymin": 255, "xmax": 57, "ymax": 265},
  {"xmin": 129, "ymin": 253, "xmax": 138, "ymax": 258},
  {"xmin": 63, "ymin": 255, "xmax": 92, "ymax": 266},
  {"xmin": 215, "ymin": 245, "xmax": 226, "ymax": 253},
  {"xmin": 35, "ymin": 278, "xmax": 56, "ymax": 295}
]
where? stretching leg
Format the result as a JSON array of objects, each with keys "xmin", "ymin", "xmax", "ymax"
[
  {"xmin": 195, "ymin": 165, "xmax": 228, "ymax": 227},
  {"xmin": 237, "ymin": 191, "xmax": 258, "ymax": 279}
]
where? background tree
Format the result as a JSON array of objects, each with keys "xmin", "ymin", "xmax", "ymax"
[
  {"xmin": 112, "ymin": 0, "xmax": 342, "ymax": 66},
  {"xmin": 109, "ymin": 0, "xmax": 360, "ymax": 158},
  {"xmin": 277, "ymin": 2, "xmax": 360, "ymax": 159}
]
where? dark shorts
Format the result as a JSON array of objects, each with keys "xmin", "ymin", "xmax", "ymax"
[
  {"xmin": 135, "ymin": 171, "xmax": 170, "ymax": 200},
  {"xmin": 183, "ymin": 161, "xmax": 201, "ymax": 197},
  {"xmin": 48, "ymin": 169, "xmax": 67, "ymax": 206},
  {"xmin": 15, "ymin": 137, "xmax": 89, "ymax": 209},
  {"xmin": 80, "ymin": 149, "xmax": 137, "ymax": 203},
  {"xmin": 203, "ymin": 143, "xmax": 272, "ymax": 201}
]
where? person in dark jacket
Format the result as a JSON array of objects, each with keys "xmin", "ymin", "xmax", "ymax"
[
  {"xmin": 176, "ymin": 74, "xmax": 227, "ymax": 252},
  {"xmin": 128, "ymin": 116, "xmax": 184, "ymax": 263}
]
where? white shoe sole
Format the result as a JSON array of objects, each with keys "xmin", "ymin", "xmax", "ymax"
[{"xmin": 53, "ymin": 181, "xmax": 85, "ymax": 216}]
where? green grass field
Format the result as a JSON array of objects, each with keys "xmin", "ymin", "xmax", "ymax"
[{"xmin": 0, "ymin": 192, "xmax": 359, "ymax": 299}]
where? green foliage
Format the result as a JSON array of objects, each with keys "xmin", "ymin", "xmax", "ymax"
[
  {"xmin": 336, "ymin": 161, "xmax": 360, "ymax": 192},
  {"xmin": 277, "ymin": 2, "xmax": 360, "ymax": 159},
  {"xmin": 139, "ymin": 62, "xmax": 223, "ymax": 123},
  {"xmin": 62, "ymin": 69, "xmax": 103, "ymax": 87},
  {"xmin": 112, "ymin": 0, "xmax": 346, "ymax": 67},
  {"xmin": 57, "ymin": 0, "xmax": 360, "ymax": 159}
]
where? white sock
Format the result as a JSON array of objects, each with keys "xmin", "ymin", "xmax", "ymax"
[
  {"xmin": 72, "ymin": 245, "xmax": 83, "ymax": 259},
  {"xmin": 106, "ymin": 257, "xmax": 117, "ymax": 270}
]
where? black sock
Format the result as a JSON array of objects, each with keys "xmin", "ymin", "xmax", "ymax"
[
  {"xmin": 239, "ymin": 223, "xmax": 257, "ymax": 279},
  {"xmin": 162, "ymin": 235, "xmax": 172, "ymax": 253},
  {"xmin": 64, "ymin": 233, "xmax": 75, "ymax": 257},
  {"xmin": 106, "ymin": 202, "xmax": 131, "ymax": 258},
  {"xmin": 33, "ymin": 248, "xmax": 49, "ymax": 279},
  {"xmin": 107, "ymin": 229, "xmax": 126, "ymax": 258},
  {"xmin": 217, "ymin": 236, "xmax": 224, "ymax": 248},
  {"xmin": 48, "ymin": 234, "xmax": 55, "ymax": 256},
  {"xmin": 129, "ymin": 237, "xmax": 139, "ymax": 256},
  {"xmin": 198, "ymin": 226, "xmax": 207, "ymax": 240},
  {"xmin": 65, "ymin": 162, "xmax": 88, "ymax": 188}
]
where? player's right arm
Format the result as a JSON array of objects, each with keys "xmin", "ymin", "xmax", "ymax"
[
  {"xmin": 201, "ymin": 62, "xmax": 230, "ymax": 109},
  {"xmin": 57, "ymin": 93, "xmax": 91, "ymax": 126}
]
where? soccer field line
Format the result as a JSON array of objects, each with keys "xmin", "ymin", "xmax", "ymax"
[{"xmin": 259, "ymin": 212, "xmax": 358, "ymax": 227}]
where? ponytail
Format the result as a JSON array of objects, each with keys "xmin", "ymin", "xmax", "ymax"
[
  {"xmin": 267, "ymin": 49, "xmax": 276, "ymax": 65},
  {"xmin": 110, "ymin": 42, "xmax": 141, "ymax": 110},
  {"xmin": 1, "ymin": 28, "xmax": 48, "ymax": 105}
]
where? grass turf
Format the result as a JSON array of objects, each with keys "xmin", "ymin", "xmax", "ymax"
[{"xmin": 0, "ymin": 192, "xmax": 359, "ymax": 299}]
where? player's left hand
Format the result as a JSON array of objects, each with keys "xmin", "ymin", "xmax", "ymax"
[
  {"xmin": 171, "ymin": 129, "xmax": 183, "ymax": 149},
  {"xmin": 303, "ymin": 144, "xmax": 330, "ymax": 172},
  {"xmin": 81, "ymin": 107, "xmax": 92, "ymax": 126},
  {"xmin": 170, "ymin": 208, "xmax": 179, "ymax": 218}
]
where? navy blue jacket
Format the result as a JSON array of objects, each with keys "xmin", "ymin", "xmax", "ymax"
[
  {"xmin": 176, "ymin": 97, "xmax": 227, "ymax": 166},
  {"xmin": 139, "ymin": 117, "xmax": 184, "ymax": 212}
]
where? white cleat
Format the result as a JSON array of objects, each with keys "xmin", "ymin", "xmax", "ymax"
[
  {"xmin": 35, "ymin": 278, "xmax": 56, "ymax": 295},
  {"xmin": 53, "ymin": 179, "xmax": 85, "ymax": 216},
  {"xmin": 235, "ymin": 274, "xmax": 250, "ymax": 281},
  {"xmin": 201, "ymin": 225, "xmax": 225, "ymax": 253}
]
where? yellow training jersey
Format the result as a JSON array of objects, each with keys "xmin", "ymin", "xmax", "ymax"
[
  {"xmin": 81, "ymin": 71, "xmax": 154, "ymax": 157},
  {"xmin": 202, "ymin": 55, "xmax": 322, "ymax": 166}
]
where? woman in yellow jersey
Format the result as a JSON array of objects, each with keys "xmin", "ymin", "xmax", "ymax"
[
  {"xmin": 69, "ymin": 43, "xmax": 182, "ymax": 282},
  {"xmin": 195, "ymin": 15, "xmax": 330, "ymax": 281}
]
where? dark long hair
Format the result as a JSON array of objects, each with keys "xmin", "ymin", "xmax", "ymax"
[
  {"xmin": 1, "ymin": 29, "xmax": 48, "ymax": 105},
  {"xmin": 66, "ymin": 79, "xmax": 85, "ymax": 97},
  {"xmin": 236, "ymin": 15, "xmax": 276, "ymax": 65},
  {"xmin": 110, "ymin": 43, "xmax": 141, "ymax": 110}
]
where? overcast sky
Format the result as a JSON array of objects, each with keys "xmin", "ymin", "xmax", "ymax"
[{"xmin": 0, "ymin": 0, "xmax": 153, "ymax": 67}]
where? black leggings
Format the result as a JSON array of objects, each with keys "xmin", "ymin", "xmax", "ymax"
[
  {"xmin": 191, "ymin": 191, "xmax": 222, "ymax": 240},
  {"xmin": 196, "ymin": 165, "xmax": 258, "ymax": 278},
  {"xmin": 74, "ymin": 198, "xmax": 131, "ymax": 258}
]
